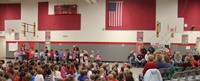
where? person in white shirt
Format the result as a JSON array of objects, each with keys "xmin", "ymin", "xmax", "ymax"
[
  {"xmin": 14, "ymin": 50, "xmax": 19, "ymax": 60},
  {"xmin": 87, "ymin": 67, "xmax": 92, "ymax": 80},
  {"xmin": 53, "ymin": 66, "xmax": 62, "ymax": 80},
  {"xmin": 35, "ymin": 68, "xmax": 44, "ymax": 81},
  {"xmin": 80, "ymin": 50, "xmax": 84, "ymax": 64},
  {"xmin": 90, "ymin": 50, "xmax": 95, "ymax": 65},
  {"xmin": 145, "ymin": 51, "xmax": 150, "ymax": 61},
  {"xmin": 39, "ymin": 49, "xmax": 45, "ymax": 62},
  {"xmin": 144, "ymin": 51, "xmax": 150, "ymax": 65}
]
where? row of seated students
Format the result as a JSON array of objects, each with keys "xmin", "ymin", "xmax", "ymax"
[
  {"xmin": 0, "ymin": 59, "xmax": 135, "ymax": 81},
  {"xmin": 127, "ymin": 50, "xmax": 199, "ymax": 68}
]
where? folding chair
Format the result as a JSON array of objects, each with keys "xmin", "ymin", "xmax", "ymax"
[
  {"xmin": 177, "ymin": 67, "xmax": 184, "ymax": 72},
  {"xmin": 159, "ymin": 68, "xmax": 167, "ymax": 80},
  {"xmin": 196, "ymin": 69, "xmax": 200, "ymax": 81},
  {"xmin": 185, "ymin": 67, "xmax": 194, "ymax": 71},
  {"xmin": 170, "ymin": 72, "xmax": 182, "ymax": 81},
  {"xmin": 179, "ymin": 71, "xmax": 189, "ymax": 81},
  {"xmin": 187, "ymin": 70, "xmax": 196, "ymax": 81},
  {"xmin": 165, "ymin": 68, "xmax": 173, "ymax": 80}
]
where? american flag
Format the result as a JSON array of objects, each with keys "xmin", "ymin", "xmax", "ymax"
[{"xmin": 108, "ymin": 1, "xmax": 123, "ymax": 27}]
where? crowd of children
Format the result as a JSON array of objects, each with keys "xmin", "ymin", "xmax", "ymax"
[
  {"xmin": 4, "ymin": 45, "xmax": 200, "ymax": 81},
  {"xmin": 2, "ymin": 45, "xmax": 135, "ymax": 81}
]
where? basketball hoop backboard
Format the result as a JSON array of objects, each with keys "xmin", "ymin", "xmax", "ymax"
[
  {"xmin": 158, "ymin": 18, "xmax": 184, "ymax": 33},
  {"xmin": 5, "ymin": 20, "xmax": 21, "ymax": 33},
  {"xmin": 5, "ymin": 28, "xmax": 14, "ymax": 35}
]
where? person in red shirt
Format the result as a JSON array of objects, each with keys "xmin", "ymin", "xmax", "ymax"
[
  {"xmin": 26, "ymin": 49, "xmax": 30, "ymax": 61},
  {"xmin": 179, "ymin": 56, "xmax": 192, "ymax": 70},
  {"xmin": 192, "ymin": 55, "xmax": 200, "ymax": 69},
  {"xmin": 50, "ymin": 49, "xmax": 54, "ymax": 62},
  {"xmin": 138, "ymin": 55, "xmax": 156, "ymax": 81},
  {"xmin": 29, "ymin": 48, "xmax": 34, "ymax": 60}
]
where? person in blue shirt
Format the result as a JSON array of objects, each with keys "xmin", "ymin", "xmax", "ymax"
[
  {"xmin": 59, "ymin": 49, "xmax": 64, "ymax": 61},
  {"xmin": 163, "ymin": 55, "xmax": 172, "ymax": 68},
  {"xmin": 127, "ymin": 50, "xmax": 136, "ymax": 67},
  {"xmin": 30, "ymin": 70, "xmax": 36, "ymax": 81},
  {"xmin": 78, "ymin": 70, "xmax": 88, "ymax": 81},
  {"xmin": 155, "ymin": 54, "xmax": 165, "ymax": 69}
]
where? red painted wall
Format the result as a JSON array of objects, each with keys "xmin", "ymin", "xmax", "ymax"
[
  {"xmin": 38, "ymin": 2, "xmax": 81, "ymax": 30},
  {"xmin": 178, "ymin": 0, "xmax": 200, "ymax": 31},
  {"xmin": 0, "ymin": 4, "xmax": 21, "ymax": 31},
  {"xmin": 106, "ymin": 0, "xmax": 156, "ymax": 30}
]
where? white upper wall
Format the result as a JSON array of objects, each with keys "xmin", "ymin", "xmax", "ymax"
[{"xmin": 1, "ymin": 0, "xmax": 199, "ymax": 43}]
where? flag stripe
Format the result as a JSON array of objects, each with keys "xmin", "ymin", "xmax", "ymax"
[{"xmin": 108, "ymin": 1, "xmax": 123, "ymax": 27}]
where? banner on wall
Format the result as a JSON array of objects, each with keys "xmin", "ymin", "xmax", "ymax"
[
  {"xmin": 151, "ymin": 43, "xmax": 169, "ymax": 53},
  {"xmin": 45, "ymin": 31, "xmax": 51, "ymax": 41},
  {"xmin": 54, "ymin": 4, "xmax": 77, "ymax": 15},
  {"xmin": 137, "ymin": 32, "xmax": 143, "ymax": 42},
  {"xmin": 14, "ymin": 33, "xmax": 19, "ymax": 40},
  {"xmin": 182, "ymin": 34, "xmax": 188, "ymax": 44}
]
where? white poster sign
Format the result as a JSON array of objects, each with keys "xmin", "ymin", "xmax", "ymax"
[
  {"xmin": 186, "ymin": 46, "xmax": 190, "ymax": 50},
  {"xmin": 8, "ymin": 43, "xmax": 18, "ymax": 51}
]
